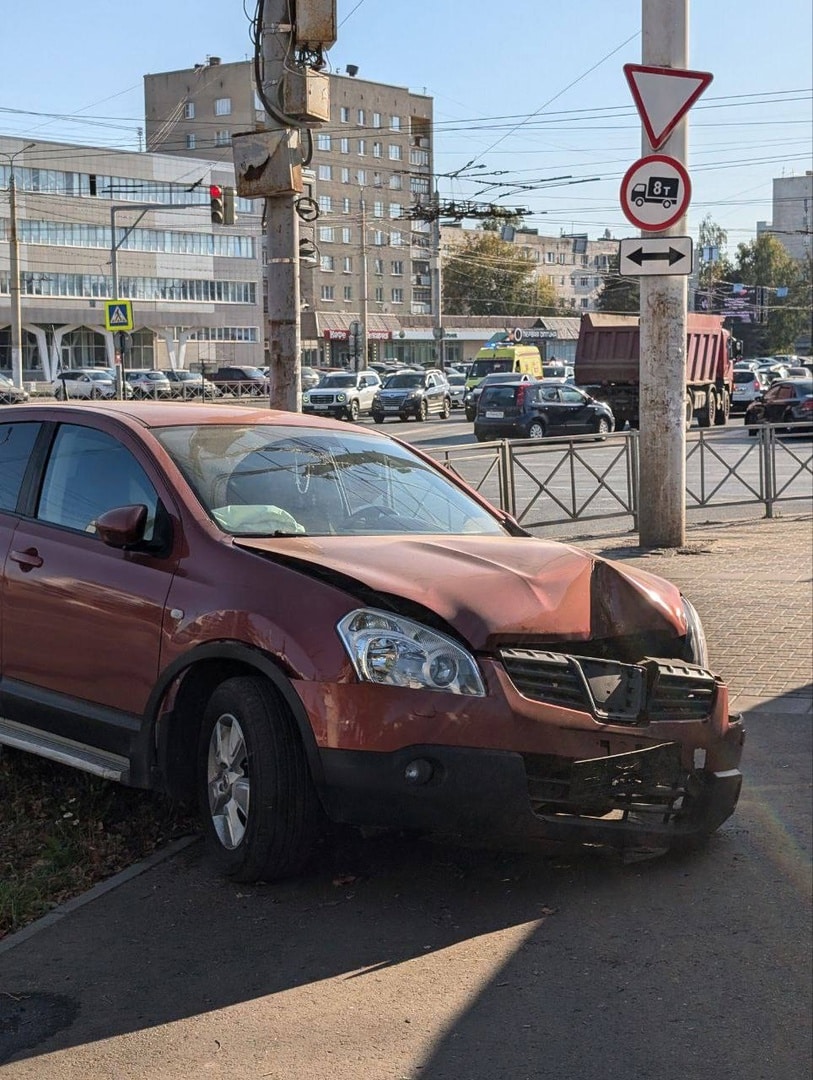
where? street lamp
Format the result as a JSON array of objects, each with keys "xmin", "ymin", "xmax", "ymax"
[{"xmin": 1, "ymin": 142, "xmax": 35, "ymax": 388}]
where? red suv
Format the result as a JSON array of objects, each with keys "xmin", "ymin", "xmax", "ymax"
[{"xmin": 0, "ymin": 403, "xmax": 744, "ymax": 881}]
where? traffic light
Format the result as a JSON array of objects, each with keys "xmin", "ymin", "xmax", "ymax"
[
  {"xmin": 222, "ymin": 186, "xmax": 237, "ymax": 226},
  {"xmin": 210, "ymin": 185, "xmax": 224, "ymax": 226}
]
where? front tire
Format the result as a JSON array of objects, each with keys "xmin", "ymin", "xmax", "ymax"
[
  {"xmin": 417, "ymin": 398, "xmax": 429, "ymax": 422},
  {"xmin": 347, "ymin": 399, "xmax": 360, "ymax": 422},
  {"xmin": 527, "ymin": 420, "xmax": 547, "ymax": 440},
  {"xmin": 697, "ymin": 388, "xmax": 716, "ymax": 428},
  {"xmin": 440, "ymin": 397, "xmax": 451, "ymax": 420},
  {"xmin": 714, "ymin": 389, "xmax": 730, "ymax": 426},
  {"xmin": 197, "ymin": 675, "xmax": 321, "ymax": 883}
]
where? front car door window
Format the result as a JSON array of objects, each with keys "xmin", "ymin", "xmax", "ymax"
[{"xmin": 38, "ymin": 425, "xmax": 159, "ymax": 539}]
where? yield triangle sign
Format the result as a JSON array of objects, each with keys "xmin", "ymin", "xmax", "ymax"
[{"xmin": 623, "ymin": 63, "xmax": 713, "ymax": 150}]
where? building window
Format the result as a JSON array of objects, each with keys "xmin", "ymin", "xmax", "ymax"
[
  {"xmin": 373, "ymin": 172, "xmax": 383, "ymax": 187},
  {"xmin": 343, "ymin": 256, "xmax": 352, "ymax": 272},
  {"xmin": 594, "ymin": 277, "xmax": 601, "ymax": 287},
  {"xmin": 321, "ymin": 285, "xmax": 335, "ymax": 301},
  {"xmin": 320, "ymin": 255, "xmax": 334, "ymax": 271},
  {"xmin": 214, "ymin": 98, "xmax": 232, "ymax": 116},
  {"xmin": 184, "ymin": 102, "xmax": 195, "ymax": 119},
  {"xmin": 372, "ymin": 112, "xmax": 381, "ymax": 128},
  {"xmin": 390, "ymin": 115, "xmax": 401, "ymax": 131},
  {"xmin": 341, "ymin": 227, "xmax": 352, "ymax": 243},
  {"xmin": 342, "ymin": 197, "xmax": 351, "ymax": 213},
  {"xmin": 215, "ymin": 130, "xmax": 230, "ymax": 146},
  {"xmin": 391, "ymin": 260, "xmax": 404, "ymax": 275},
  {"xmin": 373, "ymin": 230, "xmax": 385, "ymax": 246},
  {"xmin": 318, "ymin": 195, "xmax": 333, "ymax": 214},
  {"xmin": 317, "ymin": 133, "xmax": 331, "ymax": 151},
  {"xmin": 388, "ymin": 144, "xmax": 402, "ymax": 161},
  {"xmin": 357, "ymin": 169, "xmax": 367, "ymax": 185},
  {"xmin": 389, "ymin": 203, "xmax": 402, "ymax": 219},
  {"xmin": 318, "ymin": 226, "xmax": 335, "ymax": 242},
  {"xmin": 580, "ymin": 276, "xmax": 589, "ymax": 287},
  {"xmin": 374, "ymin": 286, "xmax": 384, "ymax": 302},
  {"xmin": 358, "ymin": 108, "xmax": 365, "ymax": 125},
  {"xmin": 318, "ymin": 164, "xmax": 332, "ymax": 181},
  {"xmin": 341, "ymin": 167, "xmax": 350, "ymax": 183},
  {"xmin": 340, "ymin": 137, "xmax": 350, "ymax": 154},
  {"xmin": 558, "ymin": 253, "xmax": 566, "ymax": 264},
  {"xmin": 373, "ymin": 201, "xmax": 384, "ymax": 218},
  {"xmin": 391, "ymin": 287, "xmax": 404, "ymax": 303},
  {"xmin": 340, "ymin": 106, "xmax": 350, "ymax": 123},
  {"xmin": 344, "ymin": 285, "xmax": 353, "ymax": 301},
  {"xmin": 581, "ymin": 298, "xmax": 590, "ymax": 309},
  {"xmin": 410, "ymin": 176, "xmax": 430, "ymax": 194},
  {"xmin": 186, "ymin": 134, "xmax": 196, "ymax": 150},
  {"xmin": 374, "ymin": 258, "xmax": 384, "ymax": 274},
  {"xmin": 358, "ymin": 138, "xmax": 366, "ymax": 155},
  {"xmin": 390, "ymin": 231, "xmax": 403, "ymax": 246},
  {"xmin": 389, "ymin": 174, "xmax": 402, "ymax": 190},
  {"xmin": 372, "ymin": 141, "xmax": 382, "ymax": 158},
  {"xmin": 545, "ymin": 251, "xmax": 555, "ymax": 264}
]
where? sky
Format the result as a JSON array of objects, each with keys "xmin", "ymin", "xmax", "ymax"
[{"xmin": 1, "ymin": 1, "xmax": 811, "ymax": 253}]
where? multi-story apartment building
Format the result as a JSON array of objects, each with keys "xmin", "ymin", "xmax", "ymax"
[
  {"xmin": 757, "ymin": 171, "xmax": 813, "ymax": 264},
  {"xmin": 145, "ymin": 59, "xmax": 434, "ymax": 366},
  {"xmin": 0, "ymin": 135, "xmax": 263, "ymax": 380},
  {"xmin": 441, "ymin": 224, "xmax": 618, "ymax": 315}
]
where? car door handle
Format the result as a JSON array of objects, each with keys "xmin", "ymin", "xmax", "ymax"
[{"xmin": 9, "ymin": 548, "xmax": 44, "ymax": 570}]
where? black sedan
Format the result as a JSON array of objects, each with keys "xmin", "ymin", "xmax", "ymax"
[
  {"xmin": 474, "ymin": 379, "xmax": 615, "ymax": 442},
  {"xmin": 745, "ymin": 377, "xmax": 813, "ymax": 434}
]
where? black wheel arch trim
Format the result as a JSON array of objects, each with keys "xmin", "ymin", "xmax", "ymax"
[{"xmin": 148, "ymin": 641, "xmax": 326, "ymax": 792}]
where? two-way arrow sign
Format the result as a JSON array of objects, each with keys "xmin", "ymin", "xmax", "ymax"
[{"xmin": 618, "ymin": 236, "xmax": 693, "ymax": 277}]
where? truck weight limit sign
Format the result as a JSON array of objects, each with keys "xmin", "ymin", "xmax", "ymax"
[{"xmin": 620, "ymin": 154, "xmax": 691, "ymax": 231}]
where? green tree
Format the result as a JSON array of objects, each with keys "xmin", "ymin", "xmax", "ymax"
[
  {"xmin": 442, "ymin": 232, "xmax": 556, "ymax": 316},
  {"xmin": 733, "ymin": 234, "xmax": 811, "ymax": 354},
  {"xmin": 596, "ymin": 252, "xmax": 639, "ymax": 314},
  {"xmin": 697, "ymin": 214, "xmax": 734, "ymax": 299}
]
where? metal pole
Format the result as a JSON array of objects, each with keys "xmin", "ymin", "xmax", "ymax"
[
  {"xmin": 9, "ymin": 172, "xmax": 24, "ymax": 389},
  {"xmin": 638, "ymin": 0, "xmax": 688, "ymax": 547},
  {"xmin": 359, "ymin": 192, "xmax": 369, "ymax": 371},
  {"xmin": 432, "ymin": 184, "xmax": 444, "ymax": 370},
  {"xmin": 263, "ymin": 0, "xmax": 301, "ymax": 412}
]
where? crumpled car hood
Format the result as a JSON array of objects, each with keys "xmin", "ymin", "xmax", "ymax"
[{"xmin": 233, "ymin": 534, "xmax": 687, "ymax": 651}]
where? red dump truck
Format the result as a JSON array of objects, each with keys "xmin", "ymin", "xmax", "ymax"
[{"xmin": 574, "ymin": 313, "xmax": 739, "ymax": 429}]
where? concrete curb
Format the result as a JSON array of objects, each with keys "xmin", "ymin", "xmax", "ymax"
[{"xmin": 0, "ymin": 834, "xmax": 200, "ymax": 957}]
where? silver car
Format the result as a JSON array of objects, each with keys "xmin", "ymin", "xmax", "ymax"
[
  {"xmin": 52, "ymin": 369, "xmax": 118, "ymax": 400},
  {"xmin": 731, "ymin": 368, "xmax": 769, "ymax": 414},
  {"xmin": 124, "ymin": 369, "xmax": 174, "ymax": 399}
]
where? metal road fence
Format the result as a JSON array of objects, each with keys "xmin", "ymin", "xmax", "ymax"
[{"xmin": 429, "ymin": 425, "xmax": 813, "ymax": 529}]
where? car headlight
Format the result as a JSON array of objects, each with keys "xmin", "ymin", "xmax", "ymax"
[
  {"xmin": 337, "ymin": 609, "xmax": 485, "ymax": 696},
  {"xmin": 337, "ymin": 392, "xmax": 347, "ymax": 403},
  {"xmin": 302, "ymin": 392, "xmax": 310, "ymax": 404},
  {"xmin": 681, "ymin": 596, "xmax": 709, "ymax": 668}
]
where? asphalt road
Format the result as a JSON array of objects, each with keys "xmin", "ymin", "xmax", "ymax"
[{"xmin": 1, "ymin": 707, "xmax": 809, "ymax": 1079}]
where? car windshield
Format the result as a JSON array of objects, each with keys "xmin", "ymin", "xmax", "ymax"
[
  {"xmin": 469, "ymin": 358, "xmax": 515, "ymax": 377},
  {"xmin": 384, "ymin": 373, "xmax": 422, "ymax": 389},
  {"xmin": 448, "ymin": 374, "xmax": 466, "ymax": 386},
  {"xmin": 155, "ymin": 424, "xmax": 507, "ymax": 538},
  {"xmin": 88, "ymin": 372, "xmax": 111, "ymax": 381},
  {"xmin": 319, "ymin": 373, "xmax": 358, "ymax": 388},
  {"xmin": 734, "ymin": 370, "xmax": 760, "ymax": 384}
]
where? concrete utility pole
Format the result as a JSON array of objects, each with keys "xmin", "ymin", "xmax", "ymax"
[
  {"xmin": 638, "ymin": 0, "xmax": 689, "ymax": 547},
  {"xmin": 432, "ymin": 183, "xmax": 444, "ymax": 370},
  {"xmin": 3, "ymin": 143, "xmax": 35, "ymax": 389},
  {"xmin": 262, "ymin": 0, "xmax": 301, "ymax": 411}
]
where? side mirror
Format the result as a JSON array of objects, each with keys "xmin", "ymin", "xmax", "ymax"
[{"xmin": 94, "ymin": 504, "xmax": 148, "ymax": 548}]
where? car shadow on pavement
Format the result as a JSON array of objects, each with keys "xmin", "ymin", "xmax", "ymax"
[{"xmin": 1, "ymin": 682, "xmax": 811, "ymax": 1080}]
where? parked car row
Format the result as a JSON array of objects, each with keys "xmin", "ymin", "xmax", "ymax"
[{"xmin": 744, "ymin": 376, "xmax": 813, "ymax": 434}]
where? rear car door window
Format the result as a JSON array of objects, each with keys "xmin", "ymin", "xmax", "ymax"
[
  {"xmin": 0, "ymin": 422, "xmax": 41, "ymax": 512},
  {"xmin": 37, "ymin": 424, "xmax": 159, "ymax": 539}
]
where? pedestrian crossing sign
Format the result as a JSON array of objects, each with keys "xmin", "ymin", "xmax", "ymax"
[{"xmin": 104, "ymin": 300, "xmax": 134, "ymax": 332}]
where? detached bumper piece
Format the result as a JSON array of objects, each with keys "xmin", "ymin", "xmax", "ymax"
[{"xmin": 500, "ymin": 649, "xmax": 718, "ymax": 725}]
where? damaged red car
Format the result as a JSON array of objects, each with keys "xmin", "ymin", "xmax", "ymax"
[{"xmin": 0, "ymin": 403, "xmax": 744, "ymax": 881}]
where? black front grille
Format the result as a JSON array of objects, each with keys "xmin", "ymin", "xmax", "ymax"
[
  {"xmin": 500, "ymin": 650, "xmax": 584, "ymax": 709},
  {"xmin": 500, "ymin": 648, "xmax": 716, "ymax": 725}
]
